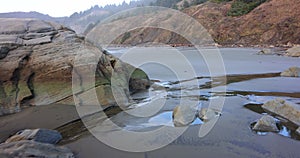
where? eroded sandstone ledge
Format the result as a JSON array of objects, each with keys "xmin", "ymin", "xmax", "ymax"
[{"xmin": 0, "ymin": 18, "xmax": 150, "ymax": 116}]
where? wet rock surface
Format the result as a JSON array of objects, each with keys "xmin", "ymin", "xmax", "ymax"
[
  {"xmin": 262, "ymin": 99, "xmax": 300, "ymax": 126},
  {"xmin": 5, "ymin": 129, "xmax": 62, "ymax": 144},
  {"xmin": 172, "ymin": 104, "xmax": 199, "ymax": 127},
  {"xmin": 198, "ymin": 108, "xmax": 222, "ymax": 121},
  {"xmin": 252, "ymin": 115, "xmax": 279, "ymax": 132},
  {"xmin": 0, "ymin": 18, "xmax": 149, "ymax": 116},
  {"xmin": 0, "ymin": 140, "xmax": 74, "ymax": 158},
  {"xmin": 280, "ymin": 67, "xmax": 300, "ymax": 77}
]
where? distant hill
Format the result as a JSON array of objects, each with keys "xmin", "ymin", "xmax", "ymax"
[{"xmin": 0, "ymin": 11, "xmax": 66, "ymax": 23}]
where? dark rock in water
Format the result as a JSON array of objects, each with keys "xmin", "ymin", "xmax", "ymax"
[
  {"xmin": 0, "ymin": 140, "xmax": 74, "ymax": 158},
  {"xmin": 5, "ymin": 129, "xmax": 62, "ymax": 144},
  {"xmin": 0, "ymin": 18, "xmax": 150, "ymax": 116},
  {"xmin": 252, "ymin": 115, "xmax": 279, "ymax": 132},
  {"xmin": 0, "ymin": 46, "xmax": 10, "ymax": 59},
  {"xmin": 262, "ymin": 99, "xmax": 300, "ymax": 126},
  {"xmin": 280, "ymin": 67, "xmax": 300, "ymax": 77}
]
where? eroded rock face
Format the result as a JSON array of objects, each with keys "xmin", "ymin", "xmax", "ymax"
[
  {"xmin": 5, "ymin": 129, "xmax": 62, "ymax": 144},
  {"xmin": 252, "ymin": 115, "xmax": 279, "ymax": 132},
  {"xmin": 280, "ymin": 67, "xmax": 300, "ymax": 77},
  {"xmin": 0, "ymin": 18, "xmax": 150, "ymax": 116},
  {"xmin": 0, "ymin": 140, "xmax": 74, "ymax": 158},
  {"xmin": 286, "ymin": 46, "xmax": 300, "ymax": 57},
  {"xmin": 262, "ymin": 99, "xmax": 300, "ymax": 126}
]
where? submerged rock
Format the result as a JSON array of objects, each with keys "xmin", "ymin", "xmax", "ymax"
[
  {"xmin": 286, "ymin": 46, "xmax": 300, "ymax": 57},
  {"xmin": 5, "ymin": 129, "xmax": 62, "ymax": 144},
  {"xmin": 172, "ymin": 105, "xmax": 198, "ymax": 127},
  {"xmin": 262, "ymin": 99, "xmax": 300, "ymax": 126},
  {"xmin": 0, "ymin": 18, "xmax": 149, "ymax": 116},
  {"xmin": 198, "ymin": 108, "xmax": 221, "ymax": 121},
  {"xmin": 280, "ymin": 67, "xmax": 300, "ymax": 77},
  {"xmin": 257, "ymin": 49, "xmax": 272, "ymax": 55},
  {"xmin": 0, "ymin": 140, "xmax": 74, "ymax": 158},
  {"xmin": 252, "ymin": 115, "xmax": 279, "ymax": 132}
]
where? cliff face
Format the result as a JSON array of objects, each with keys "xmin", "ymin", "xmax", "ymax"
[
  {"xmin": 0, "ymin": 18, "xmax": 150, "ymax": 116},
  {"xmin": 110, "ymin": 0, "xmax": 300, "ymax": 46}
]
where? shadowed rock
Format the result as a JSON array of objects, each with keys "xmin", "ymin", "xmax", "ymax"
[{"xmin": 5, "ymin": 129, "xmax": 62, "ymax": 144}]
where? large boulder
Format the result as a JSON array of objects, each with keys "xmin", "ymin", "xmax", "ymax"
[
  {"xmin": 5, "ymin": 129, "xmax": 62, "ymax": 144},
  {"xmin": 172, "ymin": 104, "xmax": 198, "ymax": 127},
  {"xmin": 286, "ymin": 46, "xmax": 300, "ymax": 57},
  {"xmin": 280, "ymin": 67, "xmax": 300, "ymax": 77},
  {"xmin": 0, "ymin": 140, "xmax": 74, "ymax": 158},
  {"xmin": 252, "ymin": 115, "xmax": 279, "ymax": 132},
  {"xmin": 262, "ymin": 99, "xmax": 300, "ymax": 126},
  {"xmin": 0, "ymin": 18, "xmax": 150, "ymax": 116}
]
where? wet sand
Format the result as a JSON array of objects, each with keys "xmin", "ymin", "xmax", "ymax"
[{"xmin": 1, "ymin": 47, "xmax": 300, "ymax": 157}]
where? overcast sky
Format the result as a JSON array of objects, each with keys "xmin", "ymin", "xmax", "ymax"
[{"xmin": 0, "ymin": 0, "xmax": 133, "ymax": 17}]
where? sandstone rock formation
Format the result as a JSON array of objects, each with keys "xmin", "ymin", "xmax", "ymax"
[
  {"xmin": 198, "ymin": 108, "xmax": 222, "ymax": 121},
  {"xmin": 0, "ymin": 140, "xmax": 74, "ymax": 158},
  {"xmin": 286, "ymin": 46, "xmax": 300, "ymax": 57},
  {"xmin": 262, "ymin": 99, "xmax": 300, "ymax": 126},
  {"xmin": 252, "ymin": 115, "xmax": 279, "ymax": 132},
  {"xmin": 172, "ymin": 104, "xmax": 198, "ymax": 127},
  {"xmin": 0, "ymin": 18, "xmax": 150, "ymax": 116},
  {"xmin": 280, "ymin": 67, "xmax": 300, "ymax": 77}
]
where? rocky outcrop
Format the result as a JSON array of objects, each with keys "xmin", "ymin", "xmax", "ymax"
[
  {"xmin": 0, "ymin": 18, "xmax": 150, "ymax": 116},
  {"xmin": 286, "ymin": 46, "xmax": 300, "ymax": 57},
  {"xmin": 172, "ymin": 104, "xmax": 198, "ymax": 127},
  {"xmin": 252, "ymin": 115, "xmax": 279, "ymax": 132},
  {"xmin": 5, "ymin": 129, "xmax": 62, "ymax": 144},
  {"xmin": 262, "ymin": 99, "xmax": 300, "ymax": 126},
  {"xmin": 1, "ymin": 128, "xmax": 73, "ymax": 158},
  {"xmin": 0, "ymin": 140, "xmax": 74, "ymax": 158},
  {"xmin": 280, "ymin": 67, "xmax": 300, "ymax": 77}
]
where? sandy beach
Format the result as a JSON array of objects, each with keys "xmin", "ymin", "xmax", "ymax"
[{"xmin": 1, "ymin": 47, "xmax": 300, "ymax": 158}]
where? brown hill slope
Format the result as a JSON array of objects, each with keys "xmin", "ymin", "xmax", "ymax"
[{"xmin": 109, "ymin": 0, "xmax": 300, "ymax": 46}]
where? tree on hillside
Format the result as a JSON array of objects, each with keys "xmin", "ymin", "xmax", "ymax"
[{"xmin": 182, "ymin": 0, "xmax": 190, "ymax": 8}]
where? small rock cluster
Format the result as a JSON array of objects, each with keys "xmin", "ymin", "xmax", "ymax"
[
  {"xmin": 251, "ymin": 98, "xmax": 300, "ymax": 135},
  {"xmin": 0, "ymin": 129, "xmax": 74, "ymax": 158},
  {"xmin": 172, "ymin": 105, "xmax": 221, "ymax": 127}
]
